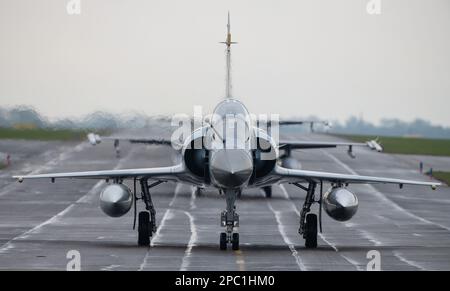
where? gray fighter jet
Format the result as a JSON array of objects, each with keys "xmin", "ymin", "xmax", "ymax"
[{"xmin": 13, "ymin": 14, "xmax": 439, "ymax": 250}]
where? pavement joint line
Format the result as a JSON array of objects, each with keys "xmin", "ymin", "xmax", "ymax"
[
  {"xmin": 264, "ymin": 190, "xmax": 306, "ymax": 271},
  {"xmin": 0, "ymin": 147, "xmax": 136, "ymax": 254}
]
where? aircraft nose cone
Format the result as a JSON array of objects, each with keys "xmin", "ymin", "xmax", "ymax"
[{"xmin": 210, "ymin": 149, "xmax": 253, "ymax": 188}]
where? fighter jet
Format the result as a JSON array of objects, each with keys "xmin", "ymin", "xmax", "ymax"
[{"xmin": 13, "ymin": 14, "xmax": 439, "ymax": 250}]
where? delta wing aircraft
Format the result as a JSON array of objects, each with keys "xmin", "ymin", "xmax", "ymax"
[{"xmin": 14, "ymin": 14, "xmax": 439, "ymax": 250}]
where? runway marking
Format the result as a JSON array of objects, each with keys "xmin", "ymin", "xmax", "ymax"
[
  {"xmin": 264, "ymin": 190, "xmax": 306, "ymax": 271},
  {"xmin": 278, "ymin": 184, "xmax": 363, "ymax": 270},
  {"xmin": 101, "ymin": 264, "xmax": 121, "ymax": 271},
  {"xmin": 0, "ymin": 147, "xmax": 135, "ymax": 254},
  {"xmin": 169, "ymin": 183, "xmax": 182, "ymax": 207},
  {"xmin": 138, "ymin": 209, "xmax": 173, "ymax": 271},
  {"xmin": 139, "ymin": 183, "xmax": 181, "ymax": 271},
  {"xmin": 190, "ymin": 186, "xmax": 197, "ymax": 210},
  {"xmin": 340, "ymin": 255, "xmax": 364, "ymax": 271},
  {"xmin": 0, "ymin": 142, "xmax": 88, "ymax": 197},
  {"xmin": 323, "ymin": 150, "xmax": 450, "ymax": 233},
  {"xmin": 393, "ymin": 251, "xmax": 427, "ymax": 271},
  {"xmin": 179, "ymin": 210, "xmax": 198, "ymax": 271},
  {"xmin": 234, "ymin": 250, "xmax": 246, "ymax": 271},
  {"xmin": 279, "ymin": 184, "xmax": 338, "ymax": 252},
  {"xmin": 358, "ymin": 229, "xmax": 382, "ymax": 246},
  {"xmin": 278, "ymin": 184, "xmax": 290, "ymax": 200},
  {"xmin": 321, "ymin": 149, "xmax": 438, "ymax": 270}
]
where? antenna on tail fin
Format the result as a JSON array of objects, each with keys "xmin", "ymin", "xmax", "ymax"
[{"xmin": 220, "ymin": 12, "xmax": 237, "ymax": 99}]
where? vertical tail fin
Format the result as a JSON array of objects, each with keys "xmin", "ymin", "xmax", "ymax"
[{"xmin": 220, "ymin": 12, "xmax": 237, "ymax": 99}]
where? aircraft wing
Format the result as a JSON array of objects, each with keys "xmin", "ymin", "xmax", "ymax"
[
  {"xmin": 257, "ymin": 120, "xmax": 331, "ymax": 132},
  {"xmin": 87, "ymin": 133, "xmax": 173, "ymax": 146},
  {"xmin": 13, "ymin": 164, "xmax": 190, "ymax": 183},
  {"xmin": 273, "ymin": 165, "xmax": 439, "ymax": 189},
  {"xmin": 279, "ymin": 140, "xmax": 369, "ymax": 150},
  {"xmin": 278, "ymin": 140, "xmax": 382, "ymax": 158},
  {"xmin": 278, "ymin": 120, "xmax": 330, "ymax": 127}
]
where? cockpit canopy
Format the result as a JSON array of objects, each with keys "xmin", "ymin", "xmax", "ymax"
[{"xmin": 209, "ymin": 99, "xmax": 252, "ymax": 150}]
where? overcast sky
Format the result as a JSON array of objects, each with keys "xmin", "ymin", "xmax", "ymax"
[{"xmin": 1, "ymin": 0, "xmax": 449, "ymax": 126}]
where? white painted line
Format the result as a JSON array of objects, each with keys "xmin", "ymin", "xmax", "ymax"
[
  {"xmin": 190, "ymin": 186, "xmax": 197, "ymax": 210},
  {"xmin": 266, "ymin": 201, "xmax": 306, "ymax": 271},
  {"xmin": 263, "ymin": 189, "xmax": 306, "ymax": 270},
  {"xmin": 0, "ymin": 147, "xmax": 135, "ymax": 253},
  {"xmin": 393, "ymin": 251, "xmax": 427, "ymax": 271},
  {"xmin": 139, "ymin": 183, "xmax": 181, "ymax": 271},
  {"xmin": 179, "ymin": 210, "xmax": 198, "ymax": 271},
  {"xmin": 278, "ymin": 184, "xmax": 290, "ymax": 199},
  {"xmin": 169, "ymin": 183, "xmax": 182, "ymax": 207},
  {"xmin": 322, "ymin": 150, "xmax": 450, "ymax": 232},
  {"xmin": 340, "ymin": 255, "xmax": 364, "ymax": 271},
  {"xmin": 100, "ymin": 264, "xmax": 121, "ymax": 271},
  {"xmin": 0, "ymin": 142, "xmax": 89, "ymax": 197},
  {"xmin": 279, "ymin": 184, "xmax": 339, "ymax": 252},
  {"xmin": 278, "ymin": 184, "xmax": 365, "ymax": 270},
  {"xmin": 358, "ymin": 229, "xmax": 382, "ymax": 246}
]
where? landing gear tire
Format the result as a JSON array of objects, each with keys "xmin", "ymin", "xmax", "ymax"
[
  {"xmin": 232, "ymin": 233, "xmax": 240, "ymax": 250},
  {"xmin": 263, "ymin": 186, "xmax": 272, "ymax": 198},
  {"xmin": 138, "ymin": 211, "xmax": 151, "ymax": 246},
  {"xmin": 304, "ymin": 213, "xmax": 318, "ymax": 249},
  {"xmin": 220, "ymin": 232, "xmax": 227, "ymax": 250}
]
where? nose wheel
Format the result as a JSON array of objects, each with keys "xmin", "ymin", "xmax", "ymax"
[
  {"xmin": 219, "ymin": 189, "xmax": 240, "ymax": 250},
  {"xmin": 219, "ymin": 232, "xmax": 240, "ymax": 250}
]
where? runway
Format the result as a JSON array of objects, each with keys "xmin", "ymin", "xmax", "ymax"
[{"xmin": 1, "ymin": 130, "xmax": 450, "ymax": 271}]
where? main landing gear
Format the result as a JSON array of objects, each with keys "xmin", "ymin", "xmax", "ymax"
[
  {"xmin": 220, "ymin": 189, "xmax": 240, "ymax": 250},
  {"xmin": 292, "ymin": 181, "xmax": 323, "ymax": 249},
  {"xmin": 134, "ymin": 179, "xmax": 163, "ymax": 246}
]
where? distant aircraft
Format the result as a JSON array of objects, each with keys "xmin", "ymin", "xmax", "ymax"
[{"xmin": 14, "ymin": 14, "xmax": 439, "ymax": 250}]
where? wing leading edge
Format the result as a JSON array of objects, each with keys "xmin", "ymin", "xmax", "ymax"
[
  {"xmin": 273, "ymin": 165, "xmax": 440, "ymax": 189},
  {"xmin": 13, "ymin": 164, "xmax": 187, "ymax": 183}
]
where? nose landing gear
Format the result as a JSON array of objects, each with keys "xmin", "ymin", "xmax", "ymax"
[{"xmin": 219, "ymin": 189, "xmax": 240, "ymax": 250}]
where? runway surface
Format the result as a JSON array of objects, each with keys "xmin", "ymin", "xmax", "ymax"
[{"xmin": 1, "ymin": 129, "xmax": 450, "ymax": 271}]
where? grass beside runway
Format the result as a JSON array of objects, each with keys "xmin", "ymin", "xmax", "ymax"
[
  {"xmin": 0, "ymin": 127, "xmax": 89, "ymax": 141},
  {"xmin": 432, "ymin": 171, "xmax": 450, "ymax": 186},
  {"xmin": 336, "ymin": 134, "xmax": 450, "ymax": 157}
]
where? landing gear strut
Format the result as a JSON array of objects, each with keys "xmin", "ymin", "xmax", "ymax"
[
  {"xmin": 293, "ymin": 181, "xmax": 322, "ymax": 249},
  {"xmin": 220, "ymin": 189, "xmax": 240, "ymax": 250},
  {"xmin": 262, "ymin": 186, "xmax": 272, "ymax": 198},
  {"xmin": 136, "ymin": 179, "xmax": 163, "ymax": 246}
]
